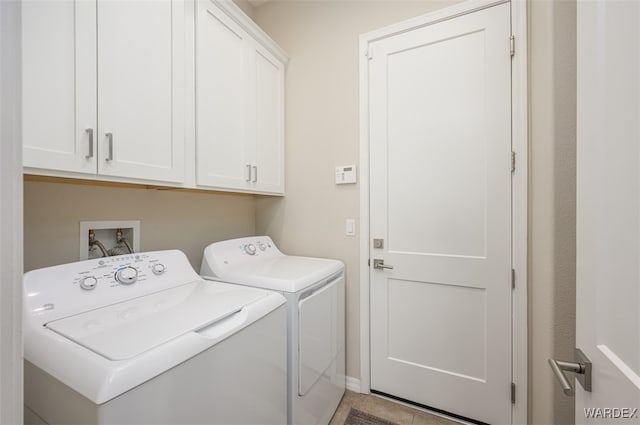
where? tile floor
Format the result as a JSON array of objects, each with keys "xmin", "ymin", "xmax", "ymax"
[{"xmin": 329, "ymin": 391, "xmax": 461, "ymax": 425}]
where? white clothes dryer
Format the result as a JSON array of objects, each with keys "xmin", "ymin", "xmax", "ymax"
[
  {"xmin": 23, "ymin": 250, "xmax": 287, "ymax": 425},
  {"xmin": 200, "ymin": 236, "xmax": 346, "ymax": 425}
]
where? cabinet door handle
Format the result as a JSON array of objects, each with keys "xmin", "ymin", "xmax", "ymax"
[
  {"xmin": 105, "ymin": 133, "xmax": 113, "ymax": 161},
  {"xmin": 246, "ymin": 164, "xmax": 252, "ymax": 182},
  {"xmin": 85, "ymin": 128, "xmax": 94, "ymax": 158},
  {"xmin": 252, "ymin": 165, "xmax": 258, "ymax": 183}
]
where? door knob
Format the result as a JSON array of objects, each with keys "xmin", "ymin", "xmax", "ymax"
[
  {"xmin": 373, "ymin": 259, "xmax": 393, "ymax": 270},
  {"xmin": 548, "ymin": 348, "xmax": 592, "ymax": 396}
]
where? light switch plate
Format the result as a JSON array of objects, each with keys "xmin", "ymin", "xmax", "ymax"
[{"xmin": 346, "ymin": 219, "xmax": 356, "ymax": 236}]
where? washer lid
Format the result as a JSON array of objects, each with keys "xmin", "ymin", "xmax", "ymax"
[
  {"xmin": 208, "ymin": 256, "xmax": 344, "ymax": 292},
  {"xmin": 45, "ymin": 281, "xmax": 266, "ymax": 360}
]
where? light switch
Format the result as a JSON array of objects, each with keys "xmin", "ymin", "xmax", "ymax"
[{"xmin": 346, "ymin": 219, "xmax": 356, "ymax": 236}]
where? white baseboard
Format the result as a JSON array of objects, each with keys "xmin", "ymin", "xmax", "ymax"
[{"xmin": 346, "ymin": 376, "xmax": 363, "ymax": 393}]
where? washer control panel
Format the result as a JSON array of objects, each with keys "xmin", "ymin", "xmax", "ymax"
[
  {"xmin": 73, "ymin": 254, "xmax": 164, "ymax": 291},
  {"xmin": 24, "ymin": 250, "xmax": 201, "ymax": 325},
  {"xmin": 238, "ymin": 237, "xmax": 275, "ymax": 258},
  {"xmin": 201, "ymin": 236, "xmax": 284, "ymax": 279}
]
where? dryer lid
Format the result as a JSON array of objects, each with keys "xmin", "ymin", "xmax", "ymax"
[
  {"xmin": 45, "ymin": 281, "xmax": 266, "ymax": 360},
  {"xmin": 205, "ymin": 256, "xmax": 344, "ymax": 293}
]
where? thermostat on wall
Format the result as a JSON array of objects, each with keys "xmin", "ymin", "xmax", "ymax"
[{"xmin": 335, "ymin": 165, "xmax": 357, "ymax": 184}]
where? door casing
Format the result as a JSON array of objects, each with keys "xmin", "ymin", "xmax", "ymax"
[
  {"xmin": 358, "ymin": 0, "xmax": 528, "ymax": 423},
  {"xmin": 0, "ymin": 0, "xmax": 24, "ymax": 422}
]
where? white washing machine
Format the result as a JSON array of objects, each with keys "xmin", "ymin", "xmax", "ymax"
[
  {"xmin": 23, "ymin": 250, "xmax": 287, "ymax": 425},
  {"xmin": 200, "ymin": 236, "xmax": 346, "ymax": 425}
]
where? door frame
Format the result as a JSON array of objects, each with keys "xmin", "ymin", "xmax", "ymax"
[
  {"xmin": 0, "ymin": 0, "xmax": 24, "ymax": 423},
  {"xmin": 358, "ymin": 0, "xmax": 528, "ymax": 423}
]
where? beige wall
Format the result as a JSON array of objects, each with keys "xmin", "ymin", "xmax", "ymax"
[
  {"xmin": 528, "ymin": 0, "xmax": 576, "ymax": 424},
  {"xmin": 252, "ymin": 0, "xmax": 460, "ymax": 386},
  {"xmin": 24, "ymin": 181, "xmax": 256, "ymax": 271},
  {"xmin": 253, "ymin": 0, "xmax": 577, "ymax": 423}
]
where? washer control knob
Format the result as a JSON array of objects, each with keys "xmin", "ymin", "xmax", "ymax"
[
  {"xmin": 115, "ymin": 266, "xmax": 138, "ymax": 285},
  {"xmin": 257, "ymin": 242, "xmax": 266, "ymax": 251},
  {"xmin": 151, "ymin": 263, "xmax": 166, "ymax": 275},
  {"xmin": 80, "ymin": 276, "xmax": 98, "ymax": 290},
  {"xmin": 245, "ymin": 244, "xmax": 257, "ymax": 256}
]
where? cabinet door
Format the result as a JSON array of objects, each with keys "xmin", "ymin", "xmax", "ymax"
[
  {"xmin": 252, "ymin": 44, "xmax": 285, "ymax": 194},
  {"xmin": 97, "ymin": 0, "xmax": 185, "ymax": 183},
  {"xmin": 195, "ymin": 2, "xmax": 251, "ymax": 190},
  {"xmin": 22, "ymin": 0, "xmax": 97, "ymax": 174}
]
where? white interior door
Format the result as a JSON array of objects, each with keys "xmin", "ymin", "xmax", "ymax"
[
  {"xmin": 368, "ymin": 3, "xmax": 512, "ymax": 423},
  {"xmin": 22, "ymin": 0, "xmax": 96, "ymax": 174},
  {"xmin": 575, "ymin": 1, "xmax": 640, "ymax": 422},
  {"xmin": 98, "ymin": 0, "xmax": 185, "ymax": 183}
]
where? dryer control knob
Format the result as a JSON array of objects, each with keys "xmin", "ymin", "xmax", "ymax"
[
  {"xmin": 151, "ymin": 263, "xmax": 166, "ymax": 275},
  {"xmin": 115, "ymin": 266, "xmax": 138, "ymax": 285},
  {"xmin": 258, "ymin": 242, "xmax": 266, "ymax": 251},
  {"xmin": 80, "ymin": 276, "xmax": 98, "ymax": 290},
  {"xmin": 245, "ymin": 244, "xmax": 257, "ymax": 256}
]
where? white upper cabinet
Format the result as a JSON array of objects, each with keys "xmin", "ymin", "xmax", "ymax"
[
  {"xmin": 196, "ymin": 0, "xmax": 287, "ymax": 195},
  {"xmin": 196, "ymin": 4, "xmax": 251, "ymax": 191},
  {"xmin": 23, "ymin": 0, "xmax": 185, "ymax": 184},
  {"xmin": 22, "ymin": 0, "xmax": 285, "ymax": 194},
  {"xmin": 252, "ymin": 44, "xmax": 285, "ymax": 194},
  {"xmin": 22, "ymin": 0, "xmax": 97, "ymax": 174},
  {"xmin": 97, "ymin": 0, "xmax": 185, "ymax": 183}
]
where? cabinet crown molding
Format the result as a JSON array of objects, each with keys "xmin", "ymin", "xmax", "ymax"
[{"xmin": 211, "ymin": 0, "xmax": 289, "ymax": 65}]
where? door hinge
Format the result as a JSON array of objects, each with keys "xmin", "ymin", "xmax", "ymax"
[
  {"xmin": 511, "ymin": 382, "xmax": 516, "ymax": 403},
  {"xmin": 511, "ymin": 151, "xmax": 516, "ymax": 173},
  {"xmin": 511, "ymin": 269, "xmax": 515, "ymax": 289},
  {"xmin": 510, "ymin": 35, "xmax": 515, "ymax": 57},
  {"xmin": 368, "ymin": 258, "xmax": 371, "ymax": 267}
]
